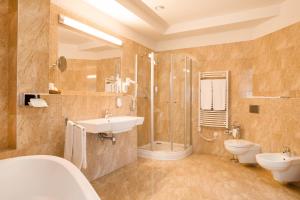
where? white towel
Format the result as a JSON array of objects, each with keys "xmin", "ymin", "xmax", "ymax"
[
  {"xmin": 212, "ymin": 79, "xmax": 227, "ymax": 110},
  {"xmin": 72, "ymin": 124, "xmax": 87, "ymax": 169},
  {"xmin": 64, "ymin": 121, "xmax": 74, "ymax": 161},
  {"xmin": 200, "ymin": 80, "xmax": 213, "ymax": 110}
]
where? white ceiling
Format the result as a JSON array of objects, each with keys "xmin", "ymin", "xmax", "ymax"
[
  {"xmin": 52, "ymin": 0, "xmax": 300, "ymax": 51},
  {"xmin": 142, "ymin": 0, "xmax": 284, "ymax": 24}
]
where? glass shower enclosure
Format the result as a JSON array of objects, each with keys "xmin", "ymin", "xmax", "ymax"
[{"xmin": 137, "ymin": 53, "xmax": 193, "ymax": 160}]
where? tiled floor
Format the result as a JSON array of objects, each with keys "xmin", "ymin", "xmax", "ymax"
[{"xmin": 91, "ymin": 154, "xmax": 300, "ymax": 200}]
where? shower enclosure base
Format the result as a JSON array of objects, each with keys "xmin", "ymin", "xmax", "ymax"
[{"xmin": 138, "ymin": 141, "xmax": 192, "ymax": 160}]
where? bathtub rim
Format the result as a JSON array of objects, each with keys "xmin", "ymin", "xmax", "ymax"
[{"xmin": 0, "ymin": 155, "xmax": 100, "ymax": 200}]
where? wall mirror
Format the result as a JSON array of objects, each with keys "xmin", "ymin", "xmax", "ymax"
[{"xmin": 50, "ymin": 22, "xmax": 122, "ymax": 94}]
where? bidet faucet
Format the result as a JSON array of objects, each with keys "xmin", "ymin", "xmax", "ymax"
[
  {"xmin": 225, "ymin": 122, "xmax": 241, "ymax": 139},
  {"xmin": 104, "ymin": 109, "xmax": 113, "ymax": 119},
  {"xmin": 282, "ymin": 146, "xmax": 291, "ymax": 156}
]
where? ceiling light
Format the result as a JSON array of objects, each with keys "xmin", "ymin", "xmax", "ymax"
[
  {"xmin": 58, "ymin": 15, "xmax": 123, "ymax": 46},
  {"xmin": 154, "ymin": 5, "xmax": 165, "ymax": 11}
]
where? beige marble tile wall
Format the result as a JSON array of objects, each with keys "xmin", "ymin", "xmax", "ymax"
[
  {"xmin": 157, "ymin": 22, "xmax": 300, "ymax": 157},
  {"xmin": 0, "ymin": 0, "xmax": 9, "ymax": 149},
  {"xmin": 0, "ymin": 0, "xmax": 63, "ymax": 158},
  {"xmin": 7, "ymin": 0, "xmax": 17, "ymax": 150},
  {"xmin": 49, "ymin": 4, "xmax": 153, "ymax": 153},
  {"xmin": 47, "ymin": 4, "xmax": 152, "ymax": 180},
  {"xmin": 0, "ymin": 1, "xmax": 151, "ymax": 182},
  {"xmin": 16, "ymin": 0, "xmax": 53, "ymax": 152}
]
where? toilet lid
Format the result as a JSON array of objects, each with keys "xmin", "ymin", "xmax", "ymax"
[{"xmin": 225, "ymin": 139, "xmax": 253, "ymax": 148}]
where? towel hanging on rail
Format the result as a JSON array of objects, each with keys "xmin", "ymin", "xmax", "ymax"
[
  {"xmin": 198, "ymin": 71, "xmax": 229, "ymax": 129},
  {"xmin": 72, "ymin": 124, "xmax": 87, "ymax": 169},
  {"xmin": 200, "ymin": 80, "xmax": 212, "ymax": 110},
  {"xmin": 64, "ymin": 120, "xmax": 74, "ymax": 161},
  {"xmin": 64, "ymin": 120, "xmax": 87, "ymax": 170},
  {"xmin": 212, "ymin": 79, "xmax": 226, "ymax": 111}
]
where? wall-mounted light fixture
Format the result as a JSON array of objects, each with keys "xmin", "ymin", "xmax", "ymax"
[{"xmin": 58, "ymin": 15, "xmax": 123, "ymax": 46}]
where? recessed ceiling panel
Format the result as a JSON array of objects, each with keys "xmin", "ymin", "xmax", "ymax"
[{"xmin": 142, "ymin": 0, "xmax": 285, "ymax": 24}]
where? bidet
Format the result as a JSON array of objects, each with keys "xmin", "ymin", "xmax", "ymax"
[{"xmin": 256, "ymin": 153, "xmax": 300, "ymax": 183}]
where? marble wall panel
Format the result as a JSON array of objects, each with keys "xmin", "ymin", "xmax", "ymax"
[
  {"xmin": 7, "ymin": 0, "xmax": 17, "ymax": 149},
  {"xmin": 17, "ymin": 0, "xmax": 49, "ymax": 93},
  {"xmin": 15, "ymin": 0, "xmax": 50, "ymax": 152},
  {"xmin": 0, "ymin": 1, "xmax": 150, "ymax": 182},
  {"xmin": 2, "ymin": 0, "xmax": 299, "ymax": 182},
  {"xmin": 153, "ymin": 22, "xmax": 300, "ymax": 157},
  {"xmin": 0, "ymin": 0, "xmax": 9, "ymax": 149}
]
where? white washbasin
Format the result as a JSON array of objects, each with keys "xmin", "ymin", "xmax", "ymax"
[{"xmin": 77, "ymin": 116, "xmax": 144, "ymax": 134}]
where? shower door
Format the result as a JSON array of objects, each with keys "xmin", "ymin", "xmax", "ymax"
[
  {"xmin": 169, "ymin": 55, "xmax": 192, "ymax": 150},
  {"xmin": 137, "ymin": 53, "xmax": 192, "ymax": 152},
  {"xmin": 154, "ymin": 54, "xmax": 192, "ymax": 151}
]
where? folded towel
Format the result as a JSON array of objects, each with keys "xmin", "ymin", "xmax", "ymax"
[
  {"xmin": 212, "ymin": 79, "xmax": 227, "ymax": 110},
  {"xmin": 200, "ymin": 80, "xmax": 213, "ymax": 110},
  {"xmin": 64, "ymin": 121, "xmax": 74, "ymax": 161},
  {"xmin": 72, "ymin": 124, "xmax": 87, "ymax": 169}
]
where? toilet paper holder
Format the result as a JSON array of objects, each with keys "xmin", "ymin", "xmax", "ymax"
[{"xmin": 20, "ymin": 93, "xmax": 48, "ymax": 107}]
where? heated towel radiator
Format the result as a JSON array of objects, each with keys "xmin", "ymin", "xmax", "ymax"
[{"xmin": 198, "ymin": 71, "xmax": 229, "ymax": 129}]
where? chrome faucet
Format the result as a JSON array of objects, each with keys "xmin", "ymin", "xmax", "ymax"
[
  {"xmin": 225, "ymin": 122, "xmax": 241, "ymax": 139},
  {"xmin": 282, "ymin": 146, "xmax": 291, "ymax": 156},
  {"xmin": 104, "ymin": 109, "xmax": 113, "ymax": 119}
]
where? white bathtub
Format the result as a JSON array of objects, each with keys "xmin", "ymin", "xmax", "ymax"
[{"xmin": 0, "ymin": 155, "xmax": 101, "ymax": 200}]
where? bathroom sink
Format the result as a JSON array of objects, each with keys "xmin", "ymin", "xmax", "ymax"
[{"xmin": 77, "ymin": 116, "xmax": 144, "ymax": 134}]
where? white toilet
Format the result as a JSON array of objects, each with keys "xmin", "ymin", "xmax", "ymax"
[
  {"xmin": 256, "ymin": 153, "xmax": 300, "ymax": 183},
  {"xmin": 224, "ymin": 139, "xmax": 261, "ymax": 164}
]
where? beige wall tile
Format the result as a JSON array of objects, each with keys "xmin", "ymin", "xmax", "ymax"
[
  {"xmin": 0, "ymin": 2, "xmax": 149, "ymax": 182},
  {"xmin": 148, "ymin": 22, "xmax": 300, "ymax": 156},
  {"xmin": 0, "ymin": 0, "xmax": 10, "ymax": 149}
]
